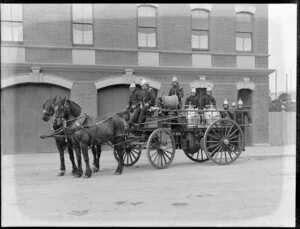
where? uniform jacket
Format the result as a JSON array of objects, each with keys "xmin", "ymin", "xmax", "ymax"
[
  {"xmin": 128, "ymin": 88, "xmax": 143, "ymax": 107},
  {"xmin": 168, "ymin": 85, "xmax": 184, "ymax": 102},
  {"xmin": 220, "ymin": 110, "xmax": 234, "ymax": 119},
  {"xmin": 200, "ymin": 94, "xmax": 216, "ymax": 109},
  {"xmin": 142, "ymin": 87, "xmax": 156, "ymax": 107},
  {"xmin": 185, "ymin": 95, "xmax": 201, "ymax": 108},
  {"xmin": 232, "ymin": 110, "xmax": 252, "ymax": 125}
]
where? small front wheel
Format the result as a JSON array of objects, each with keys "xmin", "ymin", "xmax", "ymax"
[
  {"xmin": 113, "ymin": 144, "xmax": 142, "ymax": 167},
  {"xmin": 146, "ymin": 128, "xmax": 176, "ymax": 169}
]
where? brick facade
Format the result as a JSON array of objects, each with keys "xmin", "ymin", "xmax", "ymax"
[{"xmin": 1, "ymin": 4, "xmax": 273, "ymax": 148}]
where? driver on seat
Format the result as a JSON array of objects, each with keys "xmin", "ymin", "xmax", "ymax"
[{"xmin": 133, "ymin": 78, "xmax": 156, "ymax": 127}]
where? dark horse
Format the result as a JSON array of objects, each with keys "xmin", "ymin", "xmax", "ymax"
[
  {"xmin": 42, "ymin": 97, "xmax": 78, "ymax": 176},
  {"xmin": 53, "ymin": 97, "xmax": 127, "ymax": 178},
  {"xmin": 41, "ymin": 97, "xmax": 101, "ymax": 176}
]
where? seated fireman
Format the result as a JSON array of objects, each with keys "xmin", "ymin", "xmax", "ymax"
[
  {"xmin": 168, "ymin": 75, "xmax": 184, "ymax": 109},
  {"xmin": 131, "ymin": 79, "xmax": 156, "ymax": 126},
  {"xmin": 127, "ymin": 82, "xmax": 143, "ymax": 125},
  {"xmin": 185, "ymin": 87, "xmax": 201, "ymax": 109}
]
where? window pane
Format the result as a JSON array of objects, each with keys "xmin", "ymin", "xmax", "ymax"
[
  {"xmin": 192, "ymin": 10, "xmax": 200, "ymax": 19},
  {"xmin": 73, "ymin": 23, "xmax": 83, "ymax": 44},
  {"xmin": 82, "ymin": 4, "xmax": 93, "ymax": 24},
  {"xmin": 236, "ymin": 33, "xmax": 243, "ymax": 51},
  {"xmin": 147, "ymin": 31, "xmax": 156, "ymax": 47},
  {"xmin": 244, "ymin": 33, "xmax": 252, "ymax": 51},
  {"xmin": 192, "ymin": 34, "xmax": 200, "ymax": 48},
  {"xmin": 138, "ymin": 6, "xmax": 147, "ymax": 17},
  {"xmin": 1, "ymin": 4, "xmax": 12, "ymax": 21},
  {"xmin": 236, "ymin": 13, "xmax": 244, "ymax": 22},
  {"xmin": 138, "ymin": 32, "xmax": 147, "ymax": 47},
  {"xmin": 1, "ymin": 21, "xmax": 12, "ymax": 41},
  {"xmin": 72, "ymin": 4, "xmax": 83, "ymax": 23},
  {"xmin": 11, "ymin": 4, "xmax": 22, "ymax": 21},
  {"xmin": 83, "ymin": 24, "xmax": 93, "ymax": 44},
  {"xmin": 199, "ymin": 31, "xmax": 208, "ymax": 49},
  {"xmin": 12, "ymin": 22, "xmax": 23, "ymax": 41},
  {"xmin": 147, "ymin": 6, "xmax": 156, "ymax": 17},
  {"xmin": 199, "ymin": 10, "xmax": 208, "ymax": 19}
]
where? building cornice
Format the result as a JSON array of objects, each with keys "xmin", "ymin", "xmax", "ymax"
[
  {"xmin": 1, "ymin": 63, "xmax": 275, "ymax": 76},
  {"xmin": 1, "ymin": 44, "xmax": 271, "ymax": 57}
]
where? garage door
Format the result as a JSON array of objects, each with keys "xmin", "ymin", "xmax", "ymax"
[
  {"xmin": 97, "ymin": 85, "xmax": 130, "ymax": 119},
  {"xmin": 1, "ymin": 83, "xmax": 69, "ymax": 154}
]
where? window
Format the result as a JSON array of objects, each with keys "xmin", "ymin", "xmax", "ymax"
[
  {"xmin": 236, "ymin": 12, "xmax": 253, "ymax": 52},
  {"xmin": 137, "ymin": 5, "xmax": 157, "ymax": 48},
  {"xmin": 1, "ymin": 4, "xmax": 23, "ymax": 42},
  {"xmin": 191, "ymin": 9, "xmax": 209, "ymax": 50},
  {"xmin": 72, "ymin": 4, "xmax": 93, "ymax": 45}
]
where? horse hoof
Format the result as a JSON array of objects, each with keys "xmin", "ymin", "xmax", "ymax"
[
  {"xmin": 57, "ymin": 171, "xmax": 65, "ymax": 176},
  {"xmin": 84, "ymin": 173, "xmax": 92, "ymax": 178},
  {"xmin": 115, "ymin": 171, "xmax": 121, "ymax": 175},
  {"xmin": 92, "ymin": 167, "xmax": 99, "ymax": 173}
]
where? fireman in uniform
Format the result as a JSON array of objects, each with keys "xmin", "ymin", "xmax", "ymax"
[
  {"xmin": 127, "ymin": 82, "xmax": 143, "ymax": 126},
  {"xmin": 200, "ymin": 86, "xmax": 216, "ymax": 109},
  {"xmin": 231, "ymin": 99, "xmax": 252, "ymax": 151},
  {"xmin": 220, "ymin": 98, "xmax": 233, "ymax": 119},
  {"xmin": 132, "ymin": 79, "xmax": 156, "ymax": 126},
  {"xmin": 185, "ymin": 87, "xmax": 201, "ymax": 109},
  {"xmin": 168, "ymin": 75, "xmax": 184, "ymax": 109}
]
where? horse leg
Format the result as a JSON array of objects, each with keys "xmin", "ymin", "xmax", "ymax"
[
  {"xmin": 55, "ymin": 139, "xmax": 66, "ymax": 176},
  {"xmin": 81, "ymin": 143, "xmax": 92, "ymax": 178},
  {"xmin": 91, "ymin": 144, "xmax": 100, "ymax": 172},
  {"xmin": 67, "ymin": 144, "xmax": 78, "ymax": 175},
  {"xmin": 74, "ymin": 145, "xmax": 83, "ymax": 178},
  {"xmin": 115, "ymin": 146, "xmax": 124, "ymax": 175}
]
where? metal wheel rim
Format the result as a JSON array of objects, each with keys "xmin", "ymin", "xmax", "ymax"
[
  {"xmin": 203, "ymin": 119, "xmax": 244, "ymax": 165},
  {"xmin": 146, "ymin": 128, "xmax": 176, "ymax": 169},
  {"xmin": 113, "ymin": 145, "xmax": 142, "ymax": 167},
  {"xmin": 183, "ymin": 147, "xmax": 209, "ymax": 163}
]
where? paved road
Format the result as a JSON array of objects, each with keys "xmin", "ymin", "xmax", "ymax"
[{"xmin": 2, "ymin": 145, "xmax": 296, "ymax": 226}]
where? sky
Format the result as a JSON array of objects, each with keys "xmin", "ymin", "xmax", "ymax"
[{"xmin": 268, "ymin": 4, "xmax": 297, "ymax": 94}]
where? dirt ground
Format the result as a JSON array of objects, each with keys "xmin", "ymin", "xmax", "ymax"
[{"xmin": 1, "ymin": 145, "xmax": 296, "ymax": 227}]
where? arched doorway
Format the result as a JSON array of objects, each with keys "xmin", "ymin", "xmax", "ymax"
[
  {"xmin": 237, "ymin": 88, "xmax": 253, "ymax": 146},
  {"xmin": 1, "ymin": 83, "xmax": 70, "ymax": 154}
]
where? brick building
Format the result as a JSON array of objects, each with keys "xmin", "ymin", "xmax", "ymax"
[{"xmin": 1, "ymin": 4, "xmax": 274, "ymax": 154}]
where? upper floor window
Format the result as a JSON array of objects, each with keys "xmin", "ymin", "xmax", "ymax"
[
  {"xmin": 1, "ymin": 4, "xmax": 23, "ymax": 42},
  {"xmin": 191, "ymin": 9, "xmax": 209, "ymax": 50},
  {"xmin": 137, "ymin": 5, "xmax": 157, "ymax": 48},
  {"xmin": 72, "ymin": 4, "xmax": 93, "ymax": 45},
  {"xmin": 236, "ymin": 12, "xmax": 253, "ymax": 52}
]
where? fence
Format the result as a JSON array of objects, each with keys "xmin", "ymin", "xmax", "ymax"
[{"xmin": 268, "ymin": 111, "xmax": 296, "ymax": 145}]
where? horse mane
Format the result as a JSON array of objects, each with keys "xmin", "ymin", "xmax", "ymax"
[{"xmin": 66, "ymin": 99, "xmax": 82, "ymax": 113}]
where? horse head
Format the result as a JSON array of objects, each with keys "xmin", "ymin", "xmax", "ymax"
[
  {"xmin": 116, "ymin": 109, "xmax": 130, "ymax": 122},
  {"xmin": 42, "ymin": 96, "xmax": 58, "ymax": 122},
  {"xmin": 53, "ymin": 97, "xmax": 69, "ymax": 126}
]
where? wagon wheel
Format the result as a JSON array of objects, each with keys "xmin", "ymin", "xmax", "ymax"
[
  {"xmin": 146, "ymin": 128, "xmax": 176, "ymax": 169},
  {"xmin": 203, "ymin": 118, "xmax": 244, "ymax": 165},
  {"xmin": 183, "ymin": 147, "xmax": 209, "ymax": 163},
  {"xmin": 113, "ymin": 144, "xmax": 142, "ymax": 167}
]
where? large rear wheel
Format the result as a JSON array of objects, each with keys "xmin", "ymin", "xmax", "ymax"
[
  {"xmin": 203, "ymin": 119, "xmax": 244, "ymax": 165},
  {"xmin": 146, "ymin": 128, "xmax": 176, "ymax": 169}
]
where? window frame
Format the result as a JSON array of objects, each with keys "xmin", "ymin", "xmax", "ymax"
[
  {"xmin": 1, "ymin": 4, "xmax": 24, "ymax": 43},
  {"xmin": 191, "ymin": 8, "xmax": 210, "ymax": 51},
  {"xmin": 137, "ymin": 4, "xmax": 157, "ymax": 49},
  {"xmin": 71, "ymin": 4, "xmax": 94, "ymax": 47},
  {"xmin": 235, "ymin": 11, "xmax": 253, "ymax": 53}
]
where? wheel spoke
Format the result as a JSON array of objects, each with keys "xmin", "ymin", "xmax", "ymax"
[
  {"xmin": 228, "ymin": 134, "xmax": 241, "ymax": 141},
  {"xmin": 207, "ymin": 133, "xmax": 222, "ymax": 141},
  {"xmin": 207, "ymin": 142, "xmax": 221, "ymax": 149},
  {"xmin": 209, "ymin": 143, "xmax": 222, "ymax": 156},
  {"xmin": 227, "ymin": 128, "xmax": 239, "ymax": 139},
  {"xmin": 151, "ymin": 151, "xmax": 158, "ymax": 159},
  {"xmin": 161, "ymin": 152, "xmax": 168, "ymax": 165},
  {"xmin": 164, "ymin": 149, "xmax": 173, "ymax": 155},
  {"xmin": 163, "ymin": 151, "xmax": 171, "ymax": 160},
  {"xmin": 228, "ymin": 143, "xmax": 241, "ymax": 153},
  {"xmin": 225, "ymin": 122, "xmax": 234, "ymax": 136},
  {"xmin": 210, "ymin": 127, "xmax": 222, "ymax": 139}
]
